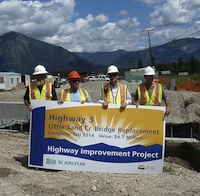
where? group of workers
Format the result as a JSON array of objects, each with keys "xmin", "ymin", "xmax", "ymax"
[{"xmin": 23, "ymin": 64, "xmax": 171, "ymax": 116}]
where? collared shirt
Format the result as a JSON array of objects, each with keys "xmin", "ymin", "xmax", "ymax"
[
  {"xmin": 98, "ymin": 82, "xmax": 132, "ymax": 104},
  {"xmin": 66, "ymin": 89, "xmax": 93, "ymax": 103},
  {"xmin": 134, "ymin": 83, "xmax": 168, "ymax": 102}
]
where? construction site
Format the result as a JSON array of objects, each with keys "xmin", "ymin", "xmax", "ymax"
[{"xmin": 0, "ymin": 80, "xmax": 200, "ymax": 195}]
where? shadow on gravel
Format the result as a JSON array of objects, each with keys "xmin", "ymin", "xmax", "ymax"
[
  {"xmin": 0, "ymin": 168, "xmax": 13, "ymax": 178},
  {"xmin": 14, "ymin": 155, "xmax": 61, "ymax": 172},
  {"xmin": 15, "ymin": 155, "xmax": 29, "ymax": 168},
  {"xmin": 165, "ymin": 141, "xmax": 200, "ymax": 172}
]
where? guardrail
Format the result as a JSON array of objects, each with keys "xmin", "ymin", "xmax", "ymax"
[{"xmin": 0, "ymin": 102, "xmax": 30, "ymax": 131}]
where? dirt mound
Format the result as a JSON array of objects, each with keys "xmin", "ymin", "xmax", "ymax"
[{"xmin": 0, "ymin": 81, "xmax": 200, "ymax": 125}]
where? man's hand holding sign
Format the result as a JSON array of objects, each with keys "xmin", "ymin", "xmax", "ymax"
[{"xmin": 29, "ymin": 100, "xmax": 165, "ymax": 174}]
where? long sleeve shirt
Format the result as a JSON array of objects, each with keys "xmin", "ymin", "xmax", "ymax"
[{"xmin": 98, "ymin": 83, "xmax": 132, "ymax": 104}]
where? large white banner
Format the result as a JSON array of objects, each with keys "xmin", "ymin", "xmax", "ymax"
[{"xmin": 28, "ymin": 100, "xmax": 166, "ymax": 174}]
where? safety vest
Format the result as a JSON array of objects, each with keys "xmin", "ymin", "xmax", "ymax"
[
  {"xmin": 102, "ymin": 83, "xmax": 127, "ymax": 104},
  {"xmin": 61, "ymin": 88, "xmax": 89, "ymax": 102},
  {"xmin": 29, "ymin": 81, "xmax": 52, "ymax": 100},
  {"xmin": 138, "ymin": 82, "xmax": 162, "ymax": 106}
]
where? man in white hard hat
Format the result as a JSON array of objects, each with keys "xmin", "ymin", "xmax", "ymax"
[
  {"xmin": 98, "ymin": 65, "xmax": 132, "ymax": 109},
  {"xmin": 132, "ymin": 66, "xmax": 171, "ymax": 116},
  {"xmin": 24, "ymin": 64, "xmax": 57, "ymax": 111}
]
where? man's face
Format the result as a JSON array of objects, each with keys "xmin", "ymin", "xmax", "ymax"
[
  {"xmin": 35, "ymin": 74, "xmax": 46, "ymax": 81},
  {"xmin": 69, "ymin": 78, "xmax": 80, "ymax": 90},
  {"xmin": 108, "ymin": 72, "xmax": 118, "ymax": 82},
  {"xmin": 35, "ymin": 74, "xmax": 46, "ymax": 86},
  {"xmin": 144, "ymin": 75, "xmax": 154, "ymax": 83}
]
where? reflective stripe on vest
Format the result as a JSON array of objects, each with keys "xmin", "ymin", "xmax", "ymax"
[
  {"xmin": 138, "ymin": 82, "xmax": 162, "ymax": 106},
  {"xmin": 61, "ymin": 88, "xmax": 89, "ymax": 102},
  {"xmin": 102, "ymin": 83, "xmax": 127, "ymax": 104},
  {"xmin": 29, "ymin": 82, "xmax": 52, "ymax": 100}
]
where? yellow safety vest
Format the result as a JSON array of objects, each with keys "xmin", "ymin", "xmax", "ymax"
[
  {"xmin": 102, "ymin": 83, "xmax": 127, "ymax": 104},
  {"xmin": 138, "ymin": 82, "xmax": 162, "ymax": 106},
  {"xmin": 61, "ymin": 88, "xmax": 89, "ymax": 102},
  {"xmin": 29, "ymin": 81, "xmax": 52, "ymax": 100}
]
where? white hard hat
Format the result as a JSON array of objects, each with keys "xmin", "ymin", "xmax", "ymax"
[
  {"xmin": 107, "ymin": 65, "xmax": 119, "ymax": 74},
  {"xmin": 33, "ymin": 65, "xmax": 48, "ymax": 75},
  {"xmin": 143, "ymin": 66, "xmax": 155, "ymax": 76}
]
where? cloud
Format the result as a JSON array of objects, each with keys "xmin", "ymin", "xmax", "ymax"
[
  {"xmin": 117, "ymin": 10, "xmax": 129, "ymax": 16},
  {"xmin": 139, "ymin": 0, "xmax": 164, "ymax": 5},
  {"xmin": 0, "ymin": 0, "xmax": 75, "ymax": 38},
  {"xmin": 117, "ymin": 17, "xmax": 140, "ymax": 28},
  {"xmin": 150, "ymin": 0, "xmax": 200, "ymax": 26},
  {"xmin": 0, "ymin": 0, "xmax": 199, "ymax": 52},
  {"xmin": 95, "ymin": 14, "xmax": 109, "ymax": 23}
]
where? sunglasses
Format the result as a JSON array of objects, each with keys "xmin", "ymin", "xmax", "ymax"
[
  {"xmin": 109, "ymin": 73, "xmax": 118, "ymax": 77},
  {"xmin": 71, "ymin": 79, "xmax": 80, "ymax": 83}
]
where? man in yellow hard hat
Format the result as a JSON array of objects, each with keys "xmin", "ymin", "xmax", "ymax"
[
  {"xmin": 132, "ymin": 66, "xmax": 171, "ymax": 116},
  {"xmin": 23, "ymin": 64, "xmax": 57, "ymax": 111},
  {"xmin": 98, "ymin": 65, "xmax": 132, "ymax": 109},
  {"xmin": 59, "ymin": 70, "xmax": 92, "ymax": 103}
]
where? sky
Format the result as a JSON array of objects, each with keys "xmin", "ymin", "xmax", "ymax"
[{"xmin": 0, "ymin": 0, "xmax": 200, "ymax": 52}]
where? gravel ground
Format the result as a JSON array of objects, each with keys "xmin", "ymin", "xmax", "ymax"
[
  {"xmin": 0, "ymin": 81, "xmax": 200, "ymax": 196},
  {"xmin": 0, "ymin": 80, "xmax": 139, "ymax": 103},
  {"xmin": 0, "ymin": 130, "xmax": 200, "ymax": 196}
]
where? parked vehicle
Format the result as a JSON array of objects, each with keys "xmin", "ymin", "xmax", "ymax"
[
  {"xmin": 46, "ymin": 75, "xmax": 67, "ymax": 88},
  {"xmin": 60, "ymin": 78, "xmax": 67, "ymax": 85},
  {"xmin": 96, "ymin": 75, "xmax": 110, "ymax": 81},
  {"xmin": 84, "ymin": 75, "xmax": 110, "ymax": 82},
  {"xmin": 84, "ymin": 75, "xmax": 96, "ymax": 82}
]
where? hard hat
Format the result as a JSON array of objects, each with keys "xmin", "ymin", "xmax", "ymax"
[
  {"xmin": 33, "ymin": 65, "xmax": 48, "ymax": 75},
  {"xmin": 68, "ymin": 71, "xmax": 80, "ymax": 79},
  {"xmin": 143, "ymin": 66, "xmax": 155, "ymax": 76},
  {"xmin": 107, "ymin": 65, "xmax": 119, "ymax": 74}
]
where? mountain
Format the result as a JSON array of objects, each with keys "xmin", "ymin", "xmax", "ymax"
[
  {"xmin": 0, "ymin": 31, "xmax": 95, "ymax": 75},
  {"xmin": 76, "ymin": 50, "xmax": 127, "ymax": 66},
  {"xmin": 76, "ymin": 38, "xmax": 200, "ymax": 69},
  {"xmin": 1, "ymin": 31, "xmax": 200, "ymax": 74}
]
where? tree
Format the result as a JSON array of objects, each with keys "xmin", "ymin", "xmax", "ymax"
[
  {"xmin": 177, "ymin": 57, "xmax": 185, "ymax": 72},
  {"xmin": 137, "ymin": 59, "xmax": 143, "ymax": 68},
  {"xmin": 188, "ymin": 55, "xmax": 197, "ymax": 74}
]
